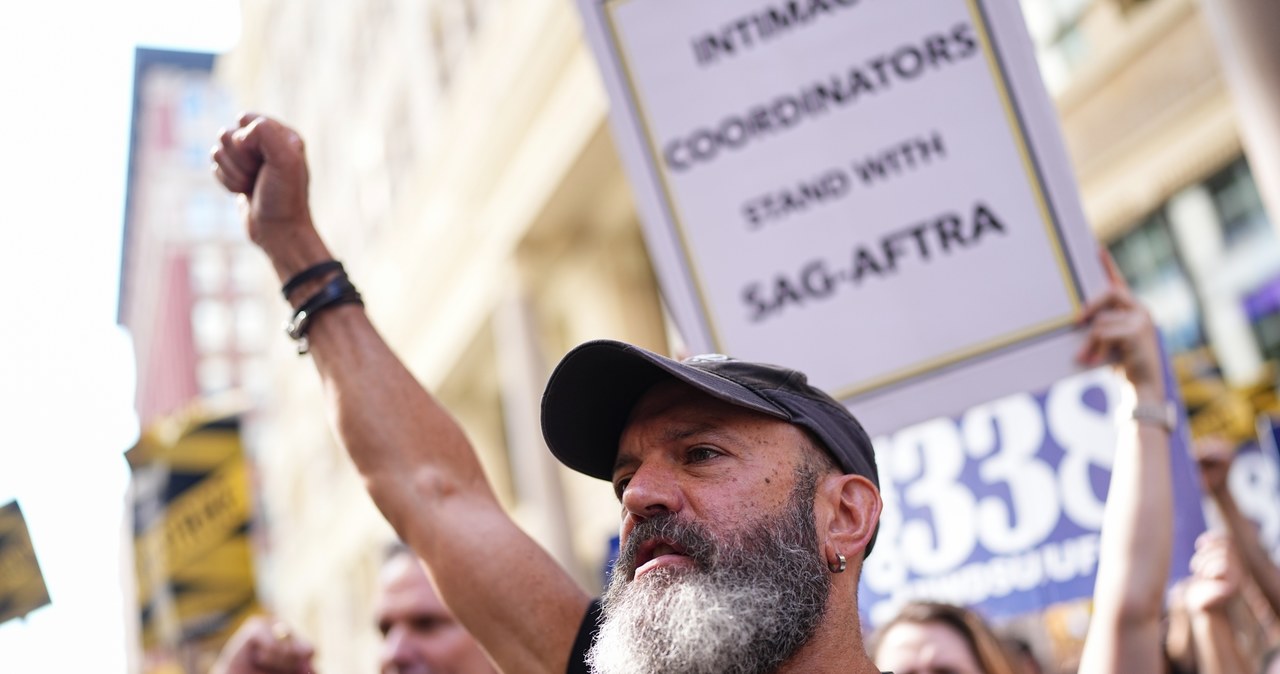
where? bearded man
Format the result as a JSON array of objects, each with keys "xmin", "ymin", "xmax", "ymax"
[{"xmin": 213, "ymin": 115, "xmax": 887, "ymax": 674}]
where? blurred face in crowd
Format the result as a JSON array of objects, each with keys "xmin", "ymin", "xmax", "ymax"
[
  {"xmin": 588, "ymin": 381, "xmax": 835, "ymax": 674},
  {"xmin": 376, "ymin": 553, "xmax": 496, "ymax": 674},
  {"xmin": 874, "ymin": 620, "xmax": 987, "ymax": 674}
]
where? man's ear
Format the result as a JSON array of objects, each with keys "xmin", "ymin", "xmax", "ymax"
[{"xmin": 817, "ymin": 473, "xmax": 881, "ymax": 559}]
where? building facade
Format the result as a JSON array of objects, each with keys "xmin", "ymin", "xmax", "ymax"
[
  {"xmin": 217, "ymin": 0, "xmax": 1277, "ymax": 671},
  {"xmin": 119, "ymin": 48, "xmax": 273, "ymax": 674}
]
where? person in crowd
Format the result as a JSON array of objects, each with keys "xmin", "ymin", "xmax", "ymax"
[
  {"xmin": 1194, "ymin": 436, "xmax": 1280, "ymax": 623},
  {"xmin": 210, "ymin": 113, "xmax": 1163, "ymax": 674},
  {"xmin": 872, "ymin": 601, "xmax": 1018, "ymax": 674},
  {"xmin": 211, "ymin": 544, "xmax": 498, "ymax": 674},
  {"xmin": 870, "ymin": 254, "xmax": 1176, "ymax": 674},
  {"xmin": 1000, "ymin": 635, "xmax": 1046, "ymax": 674},
  {"xmin": 211, "ymin": 617, "xmax": 315, "ymax": 674},
  {"xmin": 213, "ymin": 113, "xmax": 886, "ymax": 674},
  {"xmin": 1163, "ymin": 580, "xmax": 1200, "ymax": 674},
  {"xmin": 1181, "ymin": 531, "xmax": 1253, "ymax": 673}
]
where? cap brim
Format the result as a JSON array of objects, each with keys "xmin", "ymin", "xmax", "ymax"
[{"xmin": 541, "ymin": 340, "xmax": 786, "ymax": 481}]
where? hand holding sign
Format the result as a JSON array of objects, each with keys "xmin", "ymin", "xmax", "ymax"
[
  {"xmin": 1075, "ymin": 251, "xmax": 1165, "ymax": 401},
  {"xmin": 1077, "ymin": 252, "xmax": 1179, "ymax": 673}
]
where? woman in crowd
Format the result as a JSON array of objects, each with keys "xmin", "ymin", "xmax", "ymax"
[{"xmin": 873, "ymin": 601, "xmax": 1018, "ymax": 674}]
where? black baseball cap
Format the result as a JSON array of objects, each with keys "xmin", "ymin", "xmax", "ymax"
[{"xmin": 540, "ymin": 339, "xmax": 880, "ymax": 490}]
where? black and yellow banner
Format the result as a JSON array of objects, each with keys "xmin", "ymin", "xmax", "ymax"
[
  {"xmin": 128, "ymin": 412, "xmax": 258, "ymax": 669},
  {"xmin": 0, "ymin": 500, "xmax": 51, "ymax": 625}
]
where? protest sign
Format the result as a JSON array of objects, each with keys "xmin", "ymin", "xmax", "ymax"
[
  {"xmin": 128, "ymin": 412, "xmax": 258, "ymax": 660},
  {"xmin": 576, "ymin": 0, "xmax": 1106, "ymax": 432},
  {"xmin": 859, "ymin": 365, "xmax": 1204, "ymax": 626},
  {"xmin": 0, "ymin": 501, "xmax": 51, "ymax": 625},
  {"xmin": 1232, "ymin": 417, "xmax": 1280, "ymax": 562}
]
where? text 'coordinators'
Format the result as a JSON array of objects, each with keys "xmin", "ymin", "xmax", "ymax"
[{"xmin": 663, "ymin": 23, "xmax": 978, "ymax": 174}]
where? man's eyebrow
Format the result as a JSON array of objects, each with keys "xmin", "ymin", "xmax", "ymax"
[
  {"xmin": 612, "ymin": 421, "xmax": 726, "ymax": 475},
  {"xmin": 662, "ymin": 421, "xmax": 721, "ymax": 443}
]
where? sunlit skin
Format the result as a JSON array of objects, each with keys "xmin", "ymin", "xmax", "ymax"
[
  {"xmin": 376, "ymin": 554, "xmax": 497, "ymax": 674},
  {"xmin": 612, "ymin": 381, "xmax": 818, "ymax": 578},
  {"xmin": 874, "ymin": 621, "xmax": 986, "ymax": 674}
]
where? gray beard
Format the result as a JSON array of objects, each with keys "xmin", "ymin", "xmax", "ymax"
[{"xmin": 587, "ymin": 473, "xmax": 830, "ymax": 674}]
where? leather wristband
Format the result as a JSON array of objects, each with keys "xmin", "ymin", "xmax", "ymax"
[
  {"xmin": 282, "ymin": 260, "xmax": 345, "ymax": 300},
  {"xmin": 285, "ymin": 274, "xmax": 363, "ymax": 354}
]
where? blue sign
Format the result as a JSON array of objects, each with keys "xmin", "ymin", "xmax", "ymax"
[
  {"xmin": 1227, "ymin": 422, "xmax": 1280, "ymax": 564},
  {"xmin": 859, "ymin": 364, "xmax": 1205, "ymax": 627}
]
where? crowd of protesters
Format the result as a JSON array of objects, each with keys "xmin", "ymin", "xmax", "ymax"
[{"xmin": 209, "ymin": 115, "xmax": 1280, "ymax": 674}]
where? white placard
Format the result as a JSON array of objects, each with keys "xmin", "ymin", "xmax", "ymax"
[{"xmin": 577, "ymin": 0, "xmax": 1106, "ymax": 433}]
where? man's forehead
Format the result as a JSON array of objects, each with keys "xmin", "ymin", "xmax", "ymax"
[
  {"xmin": 625, "ymin": 378, "xmax": 790, "ymax": 423},
  {"xmin": 379, "ymin": 555, "xmax": 448, "ymax": 610}
]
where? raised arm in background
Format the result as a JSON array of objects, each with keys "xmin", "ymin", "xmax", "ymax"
[
  {"xmin": 211, "ymin": 114, "xmax": 591, "ymax": 674},
  {"xmin": 210, "ymin": 616, "xmax": 315, "ymax": 674},
  {"xmin": 1195, "ymin": 436, "xmax": 1280, "ymax": 621},
  {"xmin": 1076, "ymin": 253, "xmax": 1174, "ymax": 674},
  {"xmin": 1183, "ymin": 531, "xmax": 1252, "ymax": 674}
]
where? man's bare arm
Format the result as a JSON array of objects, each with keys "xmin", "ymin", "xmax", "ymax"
[{"xmin": 212, "ymin": 114, "xmax": 590, "ymax": 674}]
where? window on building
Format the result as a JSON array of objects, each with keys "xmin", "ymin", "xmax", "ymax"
[
  {"xmin": 239, "ymin": 356, "xmax": 271, "ymax": 400},
  {"xmin": 1198, "ymin": 157, "xmax": 1280, "ymax": 365},
  {"xmin": 231, "ymin": 245, "xmax": 267, "ymax": 294},
  {"xmin": 197, "ymin": 355, "xmax": 233, "ymax": 394},
  {"xmin": 1108, "ymin": 210, "xmax": 1206, "ymax": 354},
  {"xmin": 1243, "ymin": 281, "xmax": 1280, "ymax": 371},
  {"xmin": 1021, "ymin": 0, "xmax": 1093, "ymax": 93},
  {"xmin": 192, "ymin": 299, "xmax": 232, "ymax": 353},
  {"xmin": 234, "ymin": 297, "xmax": 268, "ymax": 351},
  {"xmin": 190, "ymin": 244, "xmax": 226, "ymax": 295},
  {"xmin": 1207, "ymin": 157, "xmax": 1273, "ymax": 248},
  {"xmin": 427, "ymin": 0, "xmax": 491, "ymax": 93}
]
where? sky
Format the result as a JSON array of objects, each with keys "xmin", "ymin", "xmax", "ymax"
[{"xmin": 0, "ymin": 2, "xmax": 240, "ymax": 671}]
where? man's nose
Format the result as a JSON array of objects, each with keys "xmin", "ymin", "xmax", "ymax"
[{"xmin": 620, "ymin": 459, "xmax": 684, "ymax": 521}]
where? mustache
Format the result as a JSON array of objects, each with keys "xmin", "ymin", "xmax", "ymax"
[{"xmin": 615, "ymin": 514, "xmax": 718, "ymax": 579}]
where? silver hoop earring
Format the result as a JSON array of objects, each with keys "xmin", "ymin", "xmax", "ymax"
[{"xmin": 828, "ymin": 552, "xmax": 847, "ymax": 574}]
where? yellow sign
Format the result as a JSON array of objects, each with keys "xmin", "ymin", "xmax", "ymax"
[
  {"xmin": 0, "ymin": 500, "xmax": 52, "ymax": 625},
  {"xmin": 130, "ymin": 412, "xmax": 259, "ymax": 662},
  {"xmin": 1174, "ymin": 349, "xmax": 1280, "ymax": 441}
]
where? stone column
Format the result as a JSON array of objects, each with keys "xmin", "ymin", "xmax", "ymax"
[
  {"xmin": 1167, "ymin": 185, "xmax": 1264, "ymax": 385},
  {"xmin": 1200, "ymin": 0, "xmax": 1280, "ymax": 228}
]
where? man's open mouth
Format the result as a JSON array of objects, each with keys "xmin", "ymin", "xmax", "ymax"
[{"xmin": 632, "ymin": 537, "xmax": 694, "ymax": 579}]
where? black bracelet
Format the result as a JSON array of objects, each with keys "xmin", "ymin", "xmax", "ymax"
[
  {"xmin": 285, "ymin": 275, "xmax": 363, "ymax": 354},
  {"xmin": 281, "ymin": 260, "xmax": 345, "ymax": 299}
]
